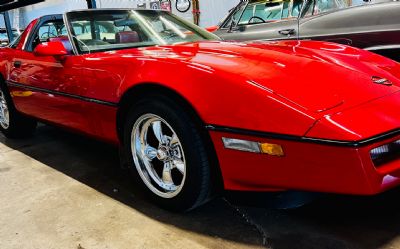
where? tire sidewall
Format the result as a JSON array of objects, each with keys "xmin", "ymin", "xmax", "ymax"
[
  {"xmin": 123, "ymin": 96, "xmax": 210, "ymax": 211},
  {"xmin": 0, "ymin": 82, "xmax": 14, "ymax": 134}
]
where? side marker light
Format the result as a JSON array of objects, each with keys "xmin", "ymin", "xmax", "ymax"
[{"xmin": 222, "ymin": 137, "xmax": 284, "ymax": 157}]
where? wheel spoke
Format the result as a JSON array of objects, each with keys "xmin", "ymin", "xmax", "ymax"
[
  {"xmin": 131, "ymin": 114, "xmax": 186, "ymax": 198},
  {"xmin": 170, "ymin": 133, "xmax": 179, "ymax": 146},
  {"xmin": 152, "ymin": 121, "xmax": 164, "ymax": 144},
  {"xmin": 162, "ymin": 162, "xmax": 174, "ymax": 185},
  {"xmin": 172, "ymin": 159, "xmax": 185, "ymax": 174},
  {"xmin": 135, "ymin": 132, "xmax": 142, "ymax": 155},
  {"xmin": 144, "ymin": 145, "xmax": 157, "ymax": 160}
]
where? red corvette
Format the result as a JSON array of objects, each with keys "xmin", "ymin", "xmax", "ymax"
[{"xmin": 1, "ymin": 9, "xmax": 400, "ymax": 211}]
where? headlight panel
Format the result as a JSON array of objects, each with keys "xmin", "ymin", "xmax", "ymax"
[{"xmin": 370, "ymin": 140, "xmax": 400, "ymax": 167}]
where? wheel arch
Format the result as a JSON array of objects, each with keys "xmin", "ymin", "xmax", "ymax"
[
  {"xmin": 116, "ymin": 83, "xmax": 204, "ymax": 142},
  {"xmin": 117, "ymin": 82, "xmax": 224, "ymax": 192}
]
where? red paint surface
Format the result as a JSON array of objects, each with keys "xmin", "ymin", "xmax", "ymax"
[
  {"xmin": 210, "ymin": 131, "xmax": 400, "ymax": 193},
  {"xmin": 1, "ymin": 18, "xmax": 400, "ymax": 193}
]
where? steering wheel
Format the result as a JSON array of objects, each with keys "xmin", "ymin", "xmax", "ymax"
[
  {"xmin": 248, "ymin": 16, "xmax": 266, "ymax": 24},
  {"xmin": 40, "ymin": 32, "xmax": 57, "ymax": 39}
]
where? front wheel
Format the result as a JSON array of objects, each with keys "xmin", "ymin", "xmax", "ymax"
[{"xmin": 123, "ymin": 96, "xmax": 212, "ymax": 212}]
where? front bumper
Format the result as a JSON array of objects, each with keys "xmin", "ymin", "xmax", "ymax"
[{"xmin": 209, "ymin": 128, "xmax": 400, "ymax": 195}]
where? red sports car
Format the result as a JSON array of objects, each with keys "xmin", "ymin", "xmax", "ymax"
[{"xmin": 1, "ymin": 9, "xmax": 400, "ymax": 211}]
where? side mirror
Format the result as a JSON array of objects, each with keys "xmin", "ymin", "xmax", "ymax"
[{"xmin": 33, "ymin": 41, "xmax": 68, "ymax": 58}]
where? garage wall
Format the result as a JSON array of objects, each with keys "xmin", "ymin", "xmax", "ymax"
[
  {"xmin": 95, "ymin": 0, "xmax": 194, "ymax": 24},
  {"xmin": 95, "ymin": 0, "xmax": 239, "ymax": 27},
  {"xmin": 19, "ymin": 0, "xmax": 87, "ymax": 27},
  {"xmin": 198, "ymin": 0, "xmax": 239, "ymax": 27},
  {"xmin": 2, "ymin": 0, "xmax": 371, "ymax": 30},
  {"xmin": 13, "ymin": 0, "xmax": 238, "ymax": 28}
]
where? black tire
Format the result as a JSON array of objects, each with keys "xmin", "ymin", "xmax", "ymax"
[
  {"xmin": 122, "ymin": 95, "xmax": 212, "ymax": 212},
  {"xmin": 0, "ymin": 81, "xmax": 37, "ymax": 138}
]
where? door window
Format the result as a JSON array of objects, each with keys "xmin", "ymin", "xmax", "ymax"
[
  {"xmin": 238, "ymin": 1, "xmax": 296, "ymax": 25},
  {"xmin": 291, "ymin": 0, "xmax": 303, "ymax": 17},
  {"xmin": 221, "ymin": 4, "xmax": 247, "ymax": 28},
  {"xmin": 282, "ymin": 1, "xmax": 290, "ymax": 18},
  {"xmin": 37, "ymin": 22, "xmax": 66, "ymax": 42},
  {"xmin": 25, "ymin": 18, "xmax": 73, "ymax": 54},
  {"xmin": 303, "ymin": 0, "xmax": 348, "ymax": 16},
  {"xmin": 315, "ymin": 0, "xmax": 347, "ymax": 14},
  {"xmin": 29, "ymin": 20, "xmax": 68, "ymax": 51}
]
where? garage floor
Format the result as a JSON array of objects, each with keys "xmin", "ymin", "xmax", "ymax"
[{"xmin": 1, "ymin": 125, "xmax": 400, "ymax": 249}]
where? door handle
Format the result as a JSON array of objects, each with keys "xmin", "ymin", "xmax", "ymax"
[
  {"xmin": 278, "ymin": 29, "xmax": 296, "ymax": 36},
  {"xmin": 13, "ymin": 61, "xmax": 21, "ymax": 68}
]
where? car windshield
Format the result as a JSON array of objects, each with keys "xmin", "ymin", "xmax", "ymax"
[{"xmin": 66, "ymin": 9, "xmax": 218, "ymax": 53}]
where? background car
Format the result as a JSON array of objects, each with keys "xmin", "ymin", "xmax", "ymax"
[
  {"xmin": 213, "ymin": 0, "xmax": 400, "ymax": 62},
  {"xmin": 0, "ymin": 28, "xmax": 22, "ymax": 46}
]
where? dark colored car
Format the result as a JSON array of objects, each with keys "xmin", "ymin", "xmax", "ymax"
[{"xmin": 214, "ymin": 0, "xmax": 400, "ymax": 62}]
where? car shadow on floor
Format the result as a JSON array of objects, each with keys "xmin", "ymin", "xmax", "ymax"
[{"xmin": 3, "ymin": 124, "xmax": 400, "ymax": 249}]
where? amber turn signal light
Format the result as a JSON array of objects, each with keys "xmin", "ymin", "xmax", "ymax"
[{"xmin": 260, "ymin": 143, "xmax": 285, "ymax": 157}]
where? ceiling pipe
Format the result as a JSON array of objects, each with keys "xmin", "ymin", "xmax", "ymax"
[
  {"xmin": 0, "ymin": 0, "xmax": 44, "ymax": 12},
  {"xmin": 86, "ymin": 0, "xmax": 97, "ymax": 9},
  {"xmin": 192, "ymin": 0, "xmax": 200, "ymax": 25},
  {"xmin": 3, "ymin": 11, "xmax": 13, "ymax": 42}
]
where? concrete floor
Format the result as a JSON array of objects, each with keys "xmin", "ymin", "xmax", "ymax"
[{"xmin": 2, "ymin": 125, "xmax": 400, "ymax": 249}]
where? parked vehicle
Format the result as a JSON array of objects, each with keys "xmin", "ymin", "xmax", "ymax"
[
  {"xmin": 2, "ymin": 9, "xmax": 400, "ymax": 211},
  {"xmin": 214, "ymin": 0, "xmax": 400, "ymax": 62},
  {"xmin": 0, "ymin": 28, "xmax": 22, "ymax": 46}
]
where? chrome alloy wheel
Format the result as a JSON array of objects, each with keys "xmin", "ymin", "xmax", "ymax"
[
  {"xmin": 131, "ymin": 114, "xmax": 186, "ymax": 198},
  {"xmin": 0, "ymin": 89, "xmax": 9, "ymax": 129}
]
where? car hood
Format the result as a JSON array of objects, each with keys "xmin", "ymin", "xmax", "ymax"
[
  {"xmin": 149, "ymin": 40, "xmax": 400, "ymax": 116},
  {"xmin": 306, "ymin": 91, "xmax": 400, "ymax": 141}
]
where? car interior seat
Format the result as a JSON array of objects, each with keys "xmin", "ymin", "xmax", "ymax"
[{"xmin": 115, "ymin": 31, "xmax": 140, "ymax": 44}]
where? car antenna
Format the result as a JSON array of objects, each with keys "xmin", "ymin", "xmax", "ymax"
[
  {"xmin": 297, "ymin": 13, "xmax": 300, "ymax": 40},
  {"xmin": 297, "ymin": 0, "xmax": 309, "ymax": 41}
]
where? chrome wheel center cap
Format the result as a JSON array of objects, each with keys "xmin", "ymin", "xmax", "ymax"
[{"xmin": 157, "ymin": 146, "xmax": 169, "ymax": 161}]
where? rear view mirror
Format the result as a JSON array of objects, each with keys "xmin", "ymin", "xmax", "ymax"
[
  {"xmin": 114, "ymin": 18, "xmax": 137, "ymax": 27},
  {"xmin": 33, "ymin": 41, "xmax": 68, "ymax": 58}
]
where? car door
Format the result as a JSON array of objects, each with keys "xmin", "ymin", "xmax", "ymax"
[
  {"xmin": 216, "ymin": 0, "xmax": 303, "ymax": 42},
  {"xmin": 299, "ymin": 0, "xmax": 400, "ymax": 62},
  {"xmin": 8, "ymin": 16, "xmax": 93, "ymax": 134},
  {"xmin": 299, "ymin": 0, "xmax": 355, "ymax": 45}
]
